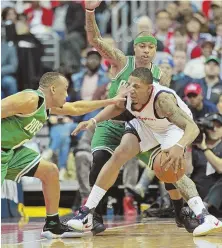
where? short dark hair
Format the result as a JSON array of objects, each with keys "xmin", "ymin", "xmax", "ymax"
[
  {"xmin": 2, "ymin": 7, "xmax": 17, "ymax": 21},
  {"xmin": 135, "ymin": 31, "xmax": 154, "ymax": 38},
  {"xmin": 131, "ymin": 67, "xmax": 153, "ymax": 84},
  {"xmin": 39, "ymin": 72, "xmax": 66, "ymax": 88}
]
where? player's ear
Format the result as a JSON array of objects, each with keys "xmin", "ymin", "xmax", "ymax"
[{"xmin": 50, "ymin": 85, "xmax": 56, "ymax": 95}]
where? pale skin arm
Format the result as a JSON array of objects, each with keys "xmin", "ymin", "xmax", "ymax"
[
  {"xmin": 155, "ymin": 93, "xmax": 200, "ymax": 172},
  {"xmin": 159, "ymin": 70, "xmax": 171, "ymax": 87},
  {"xmin": 85, "ymin": 1, "xmax": 126, "ymax": 70},
  {"xmin": 1, "ymin": 92, "xmax": 39, "ymax": 119},
  {"xmin": 51, "ymin": 98, "xmax": 125, "ymax": 116}
]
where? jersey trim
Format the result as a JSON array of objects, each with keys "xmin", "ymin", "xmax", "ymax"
[
  {"xmin": 14, "ymin": 154, "xmax": 41, "ymax": 182},
  {"xmin": 92, "ymin": 146, "xmax": 114, "ymax": 154},
  {"xmin": 112, "ymin": 56, "xmax": 130, "ymax": 80},
  {"xmin": 15, "ymin": 90, "xmax": 47, "ymax": 119}
]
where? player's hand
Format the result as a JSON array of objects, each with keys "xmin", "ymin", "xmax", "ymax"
[
  {"xmin": 196, "ymin": 133, "xmax": 207, "ymax": 150},
  {"xmin": 71, "ymin": 119, "xmax": 94, "ymax": 136},
  {"xmin": 117, "ymin": 84, "xmax": 134, "ymax": 98},
  {"xmin": 161, "ymin": 146, "xmax": 184, "ymax": 174},
  {"xmin": 85, "ymin": 0, "xmax": 102, "ymax": 10}
]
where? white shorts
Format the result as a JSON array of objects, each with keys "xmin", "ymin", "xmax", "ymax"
[{"xmin": 125, "ymin": 118, "xmax": 184, "ymax": 152}]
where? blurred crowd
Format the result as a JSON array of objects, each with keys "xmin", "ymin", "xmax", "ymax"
[{"xmin": 1, "ymin": 0, "xmax": 222, "ymax": 217}]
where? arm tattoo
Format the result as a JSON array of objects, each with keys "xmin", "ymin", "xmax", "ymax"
[
  {"xmin": 173, "ymin": 175, "xmax": 199, "ymax": 201},
  {"xmin": 159, "ymin": 71, "xmax": 171, "ymax": 87},
  {"xmin": 86, "ymin": 12, "xmax": 126, "ymax": 66},
  {"xmin": 156, "ymin": 93, "xmax": 195, "ymax": 131}
]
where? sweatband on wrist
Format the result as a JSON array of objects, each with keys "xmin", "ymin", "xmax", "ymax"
[
  {"xmin": 91, "ymin": 118, "xmax": 97, "ymax": 126},
  {"xmin": 134, "ymin": 36, "xmax": 157, "ymax": 45},
  {"xmin": 86, "ymin": 8, "xmax": 95, "ymax": 12}
]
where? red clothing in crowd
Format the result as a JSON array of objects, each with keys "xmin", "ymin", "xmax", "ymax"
[{"xmin": 24, "ymin": 6, "xmax": 53, "ymax": 27}]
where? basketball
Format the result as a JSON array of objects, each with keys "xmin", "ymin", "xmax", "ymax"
[{"xmin": 153, "ymin": 151, "xmax": 185, "ymax": 183}]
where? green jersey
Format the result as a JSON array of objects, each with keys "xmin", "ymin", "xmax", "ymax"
[
  {"xmin": 108, "ymin": 56, "xmax": 162, "ymax": 98},
  {"xmin": 1, "ymin": 89, "xmax": 48, "ymax": 150}
]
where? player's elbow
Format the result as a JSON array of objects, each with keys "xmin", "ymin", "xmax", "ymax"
[{"xmin": 192, "ymin": 123, "xmax": 200, "ymax": 140}]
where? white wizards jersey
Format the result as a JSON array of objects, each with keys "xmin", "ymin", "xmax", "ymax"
[{"xmin": 126, "ymin": 82, "xmax": 193, "ymax": 133}]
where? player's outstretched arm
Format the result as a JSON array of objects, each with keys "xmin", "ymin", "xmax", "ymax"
[
  {"xmin": 156, "ymin": 93, "xmax": 199, "ymax": 147},
  {"xmin": 1, "ymin": 92, "xmax": 38, "ymax": 119},
  {"xmin": 50, "ymin": 97, "xmax": 126, "ymax": 116},
  {"xmin": 71, "ymin": 100, "xmax": 126, "ymax": 136},
  {"xmin": 85, "ymin": 0, "xmax": 126, "ymax": 68}
]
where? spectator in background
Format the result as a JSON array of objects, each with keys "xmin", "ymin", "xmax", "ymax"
[
  {"xmin": 71, "ymin": 49, "xmax": 110, "ymax": 116},
  {"xmin": 184, "ymin": 83, "xmax": 218, "ymax": 120},
  {"xmin": 217, "ymin": 95, "xmax": 222, "ymax": 114},
  {"xmin": 60, "ymin": 1, "xmax": 86, "ymax": 73},
  {"xmin": 52, "ymin": 1, "xmax": 68, "ymax": 39},
  {"xmin": 1, "ymin": 7, "xmax": 18, "ymax": 24},
  {"xmin": 127, "ymin": 16, "xmax": 164, "ymax": 56},
  {"xmin": 24, "ymin": 1, "xmax": 53, "ymax": 33},
  {"xmin": 166, "ymin": 2, "xmax": 179, "ymax": 27},
  {"xmin": 184, "ymin": 40, "xmax": 214, "ymax": 79},
  {"xmin": 196, "ymin": 56, "xmax": 222, "ymax": 104},
  {"xmin": 191, "ymin": 113, "xmax": 222, "ymax": 214},
  {"xmin": 154, "ymin": 9, "xmax": 173, "ymax": 48},
  {"xmin": 158, "ymin": 57, "xmax": 190, "ymax": 98},
  {"xmin": 1, "ymin": 29, "xmax": 18, "ymax": 99}
]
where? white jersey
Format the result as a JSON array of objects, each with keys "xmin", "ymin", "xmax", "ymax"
[{"xmin": 126, "ymin": 82, "xmax": 193, "ymax": 134}]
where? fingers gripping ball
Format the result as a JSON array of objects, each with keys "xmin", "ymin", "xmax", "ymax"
[{"xmin": 153, "ymin": 152, "xmax": 185, "ymax": 183}]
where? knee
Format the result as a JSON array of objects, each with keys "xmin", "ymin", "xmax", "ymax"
[
  {"xmin": 113, "ymin": 145, "xmax": 130, "ymax": 162},
  {"xmin": 40, "ymin": 163, "xmax": 59, "ymax": 183},
  {"xmin": 89, "ymin": 150, "xmax": 111, "ymax": 187}
]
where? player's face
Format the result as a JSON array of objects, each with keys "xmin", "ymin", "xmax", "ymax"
[
  {"xmin": 51, "ymin": 77, "xmax": 68, "ymax": 108},
  {"xmin": 134, "ymin": 42, "xmax": 156, "ymax": 64},
  {"xmin": 128, "ymin": 76, "xmax": 153, "ymax": 105}
]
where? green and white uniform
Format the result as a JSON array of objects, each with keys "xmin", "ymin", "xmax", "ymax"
[
  {"xmin": 1, "ymin": 89, "xmax": 48, "ymax": 184},
  {"xmin": 91, "ymin": 56, "xmax": 162, "ymax": 164}
]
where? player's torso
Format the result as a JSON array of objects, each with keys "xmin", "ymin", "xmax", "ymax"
[
  {"xmin": 126, "ymin": 83, "xmax": 192, "ymax": 133},
  {"xmin": 1, "ymin": 89, "xmax": 48, "ymax": 150},
  {"xmin": 108, "ymin": 56, "xmax": 161, "ymax": 98}
]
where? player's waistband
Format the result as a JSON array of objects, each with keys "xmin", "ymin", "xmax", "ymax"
[{"xmin": 108, "ymin": 120, "xmax": 125, "ymax": 124}]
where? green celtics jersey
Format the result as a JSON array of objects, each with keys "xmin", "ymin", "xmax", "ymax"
[
  {"xmin": 1, "ymin": 89, "xmax": 48, "ymax": 150},
  {"xmin": 108, "ymin": 56, "xmax": 162, "ymax": 98}
]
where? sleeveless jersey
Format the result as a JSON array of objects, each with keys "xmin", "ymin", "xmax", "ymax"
[
  {"xmin": 108, "ymin": 56, "xmax": 162, "ymax": 98},
  {"xmin": 126, "ymin": 82, "xmax": 193, "ymax": 133},
  {"xmin": 1, "ymin": 89, "xmax": 48, "ymax": 150}
]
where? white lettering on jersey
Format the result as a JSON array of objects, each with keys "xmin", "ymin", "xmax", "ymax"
[{"xmin": 24, "ymin": 118, "xmax": 43, "ymax": 135}]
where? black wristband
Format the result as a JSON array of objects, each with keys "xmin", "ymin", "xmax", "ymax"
[{"xmin": 202, "ymin": 148, "xmax": 210, "ymax": 152}]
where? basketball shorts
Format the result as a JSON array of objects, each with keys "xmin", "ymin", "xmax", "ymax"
[
  {"xmin": 125, "ymin": 118, "xmax": 184, "ymax": 152},
  {"xmin": 91, "ymin": 120, "xmax": 160, "ymax": 166},
  {"xmin": 1, "ymin": 146, "xmax": 41, "ymax": 185}
]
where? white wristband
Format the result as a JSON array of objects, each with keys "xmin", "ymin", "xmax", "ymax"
[
  {"xmin": 86, "ymin": 9, "xmax": 95, "ymax": 13},
  {"xmin": 175, "ymin": 143, "xmax": 185, "ymax": 150},
  {"xmin": 91, "ymin": 118, "xmax": 97, "ymax": 126}
]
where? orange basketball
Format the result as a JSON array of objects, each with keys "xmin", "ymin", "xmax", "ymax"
[{"xmin": 153, "ymin": 151, "xmax": 185, "ymax": 183}]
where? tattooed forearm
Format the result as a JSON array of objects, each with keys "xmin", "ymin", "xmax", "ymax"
[
  {"xmin": 173, "ymin": 175, "xmax": 199, "ymax": 201},
  {"xmin": 85, "ymin": 11, "xmax": 126, "ymax": 66},
  {"xmin": 159, "ymin": 71, "xmax": 171, "ymax": 87},
  {"xmin": 155, "ymin": 93, "xmax": 199, "ymax": 146}
]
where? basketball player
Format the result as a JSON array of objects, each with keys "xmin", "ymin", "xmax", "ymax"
[
  {"xmin": 1, "ymin": 72, "xmax": 126, "ymax": 239},
  {"xmin": 83, "ymin": 0, "xmax": 194, "ymax": 235},
  {"xmin": 68, "ymin": 68, "xmax": 222, "ymax": 237}
]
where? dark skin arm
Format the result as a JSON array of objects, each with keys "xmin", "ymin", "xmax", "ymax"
[{"xmin": 155, "ymin": 93, "xmax": 200, "ymax": 173}]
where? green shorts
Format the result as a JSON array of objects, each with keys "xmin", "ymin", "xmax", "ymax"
[
  {"xmin": 1, "ymin": 146, "xmax": 41, "ymax": 185},
  {"xmin": 91, "ymin": 120, "xmax": 161, "ymax": 168}
]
